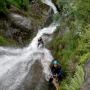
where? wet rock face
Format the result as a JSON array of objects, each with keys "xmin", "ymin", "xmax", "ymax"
[
  {"xmin": 9, "ymin": 13, "xmax": 32, "ymax": 30},
  {"xmin": 16, "ymin": 60, "xmax": 49, "ymax": 90},
  {"xmin": 80, "ymin": 59, "xmax": 90, "ymax": 90},
  {"xmin": 0, "ymin": 17, "xmax": 33, "ymax": 46},
  {"xmin": 0, "ymin": 0, "xmax": 53, "ymax": 46},
  {"xmin": 0, "ymin": 60, "xmax": 54, "ymax": 90},
  {"xmin": 29, "ymin": 0, "xmax": 52, "ymax": 28}
]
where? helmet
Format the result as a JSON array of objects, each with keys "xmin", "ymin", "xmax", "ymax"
[{"xmin": 52, "ymin": 60, "xmax": 58, "ymax": 65}]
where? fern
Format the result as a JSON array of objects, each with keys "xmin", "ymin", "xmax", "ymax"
[
  {"xmin": 61, "ymin": 65, "xmax": 84, "ymax": 90},
  {"xmin": 79, "ymin": 53, "xmax": 90, "ymax": 64}
]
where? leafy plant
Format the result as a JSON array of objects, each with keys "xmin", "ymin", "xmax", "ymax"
[
  {"xmin": 0, "ymin": 36, "xmax": 16, "ymax": 46},
  {"xmin": 61, "ymin": 65, "xmax": 84, "ymax": 90},
  {"xmin": 0, "ymin": 0, "xmax": 29, "ymax": 13},
  {"xmin": 50, "ymin": 0, "xmax": 90, "ymax": 90}
]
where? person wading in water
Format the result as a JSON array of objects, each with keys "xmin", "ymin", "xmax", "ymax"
[{"xmin": 38, "ymin": 37, "xmax": 44, "ymax": 48}]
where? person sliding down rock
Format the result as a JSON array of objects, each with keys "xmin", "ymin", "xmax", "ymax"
[
  {"xmin": 38, "ymin": 37, "xmax": 44, "ymax": 48},
  {"xmin": 49, "ymin": 60, "xmax": 62, "ymax": 90}
]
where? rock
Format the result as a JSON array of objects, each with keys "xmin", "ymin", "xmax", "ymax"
[
  {"xmin": 9, "ymin": 13, "xmax": 32, "ymax": 30},
  {"xmin": 0, "ymin": 0, "xmax": 53, "ymax": 46},
  {"xmin": 0, "ymin": 59, "xmax": 55, "ymax": 90},
  {"xmin": 80, "ymin": 59, "xmax": 90, "ymax": 90},
  {"xmin": 16, "ymin": 60, "xmax": 54, "ymax": 90}
]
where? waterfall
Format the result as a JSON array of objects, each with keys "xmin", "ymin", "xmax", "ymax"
[
  {"xmin": 0, "ymin": 0, "xmax": 58, "ymax": 90},
  {"xmin": 42, "ymin": 0, "xmax": 58, "ymax": 14}
]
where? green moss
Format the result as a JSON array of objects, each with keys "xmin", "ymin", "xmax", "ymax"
[
  {"xmin": 0, "ymin": 36, "xmax": 16, "ymax": 46},
  {"xmin": 28, "ymin": 1, "xmax": 49, "ymax": 28}
]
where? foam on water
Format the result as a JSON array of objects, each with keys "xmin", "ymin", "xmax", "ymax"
[{"xmin": 42, "ymin": 0, "xmax": 58, "ymax": 14}]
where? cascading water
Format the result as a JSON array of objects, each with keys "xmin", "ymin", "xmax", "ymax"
[
  {"xmin": 0, "ymin": 0, "xmax": 58, "ymax": 90},
  {"xmin": 42, "ymin": 0, "xmax": 58, "ymax": 14}
]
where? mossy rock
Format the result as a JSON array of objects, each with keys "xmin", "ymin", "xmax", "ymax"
[{"xmin": 0, "ymin": 36, "xmax": 16, "ymax": 46}]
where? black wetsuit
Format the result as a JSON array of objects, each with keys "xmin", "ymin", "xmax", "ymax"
[
  {"xmin": 49, "ymin": 65, "xmax": 62, "ymax": 82},
  {"xmin": 38, "ymin": 38, "xmax": 44, "ymax": 47}
]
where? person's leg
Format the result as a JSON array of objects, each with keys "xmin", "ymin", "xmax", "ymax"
[
  {"xmin": 52, "ymin": 78, "xmax": 60, "ymax": 90},
  {"xmin": 49, "ymin": 77, "xmax": 53, "ymax": 83},
  {"xmin": 58, "ymin": 74, "xmax": 62, "ymax": 82},
  {"xmin": 38, "ymin": 42, "xmax": 40, "ymax": 47}
]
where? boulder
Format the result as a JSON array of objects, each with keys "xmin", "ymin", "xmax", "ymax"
[{"xmin": 9, "ymin": 13, "xmax": 32, "ymax": 30}]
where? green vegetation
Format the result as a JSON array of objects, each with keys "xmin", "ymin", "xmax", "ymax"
[
  {"xmin": 49, "ymin": 0, "xmax": 90, "ymax": 89},
  {"xmin": 0, "ymin": 36, "xmax": 16, "ymax": 46},
  {"xmin": 0, "ymin": 0, "xmax": 90, "ymax": 89},
  {"xmin": 0, "ymin": 0, "xmax": 30, "ymax": 14},
  {"xmin": 61, "ymin": 65, "xmax": 84, "ymax": 90}
]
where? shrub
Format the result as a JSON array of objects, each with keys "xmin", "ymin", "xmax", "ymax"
[{"xmin": 61, "ymin": 65, "xmax": 84, "ymax": 90}]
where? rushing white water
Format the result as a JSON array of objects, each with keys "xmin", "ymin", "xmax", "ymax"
[
  {"xmin": 42, "ymin": 0, "xmax": 58, "ymax": 14},
  {"xmin": 0, "ymin": 0, "xmax": 58, "ymax": 89}
]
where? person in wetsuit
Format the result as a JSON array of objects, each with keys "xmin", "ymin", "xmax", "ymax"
[
  {"xmin": 49, "ymin": 60, "xmax": 62, "ymax": 83},
  {"xmin": 38, "ymin": 37, "xmax": 44, "ymax": 47}
]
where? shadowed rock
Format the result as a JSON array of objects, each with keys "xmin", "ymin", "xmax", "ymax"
[
  {"xmin": 16, "ymin": 60, "xmax": 54, "ymax": 90},
  {"xmin": 16, "ymin": 60, "xmax": 48, "ymax": 90},
  {"xmin": 0, "ymin": 60, "xmax": 55, "ymax": 90},
  {"xmin": 80, "ymin": 59, "xmax": 90, "ymax": 90}
]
